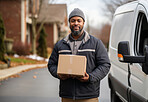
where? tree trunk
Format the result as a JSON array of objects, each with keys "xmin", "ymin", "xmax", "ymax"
[
  {"xmin": 32, "ymin": 18, "xmax": 37, "ymax": 55},
  {"xmin": 32, "ymin": 35, "xmax": 36, "ymax": 55}
]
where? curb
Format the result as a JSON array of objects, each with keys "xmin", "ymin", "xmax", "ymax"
[{"xmin": 0, "ymin": 64, "xmax": 47, "ymax": 81}]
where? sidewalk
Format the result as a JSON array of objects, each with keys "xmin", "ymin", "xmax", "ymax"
[{"xmin": 0, "ymin": 63, "xmax": 47, "ymax": 81}]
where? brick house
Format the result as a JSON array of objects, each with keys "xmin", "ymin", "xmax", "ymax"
[
  {"xmin": 37, "ymin": 3, "xmax": 68, "ymax": 48},
  {"xmin": 0, "ymin": 0, "xmax": 68, "ymax": 50},
  {"xmin": 0, "ymin": 0, "xmax": 27, "ymax": 44}
]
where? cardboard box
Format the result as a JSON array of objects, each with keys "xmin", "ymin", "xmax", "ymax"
[{"xmin": 57, "ymin": 54, "xmax": 87, "ymax": 76}]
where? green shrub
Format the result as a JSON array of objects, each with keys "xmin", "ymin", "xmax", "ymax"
[
  {"xmin": 0, "ymin": 14, "xmax": 6, "ymax": 62},
  {"xmin": 37, "ymin": 27, "xmax": 47, "ymax": 58}
]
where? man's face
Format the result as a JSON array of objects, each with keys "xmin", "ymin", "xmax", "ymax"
[{"xmin": 69, "ymin": 16, "xmax": 84, "ymax": 36}]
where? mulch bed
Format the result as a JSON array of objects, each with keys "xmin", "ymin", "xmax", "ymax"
[{"xmin": 0, "ymin": 61, "xmax": 5, "ymax": 64}]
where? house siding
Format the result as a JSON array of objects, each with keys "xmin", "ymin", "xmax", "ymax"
[
  {"xmin": 0, "ymin": 0, "xmax": 22, "ymax": 43},
  {"xmin": 0, "ymin": 1, "xmax": 68, "ymax": 52},
  {"xmin": 44, "ymin": 24, "xmax": 54, "ymax": 48},
  {"xmin": 36, "ymin": 23, "xmax": 54, "ymax": 49}
]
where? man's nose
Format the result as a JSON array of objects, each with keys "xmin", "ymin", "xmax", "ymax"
[{"xmin": 74, "ymin": 21, "xmax": 78, "ymax": 25}]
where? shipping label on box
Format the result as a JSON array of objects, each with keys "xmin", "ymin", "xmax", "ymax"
[{"xmin": 57, "ymin": 54, "xmax": 87, "ymax": 76}]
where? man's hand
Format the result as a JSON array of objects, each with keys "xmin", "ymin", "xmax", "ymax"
[
  {"xmin": 58, "ymin": 74, "xmax": 70, "ymax": 80},
  {"xmin": 76, "ymin": 72, "xmax": 89, "ymax": 82}
]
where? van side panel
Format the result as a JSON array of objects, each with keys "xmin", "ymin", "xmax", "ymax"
[
  {"xmin": 109, "ymin": 1, "xmax": 148, "ymax": 101},
  {"xmin": 109, "ymin": 2, "xmax": 138, "ymax": 101},
  {"xmin": 108, "ymin": 74, "xmax": 128, "ymax": 100},
  {"xmin": 109, "ymin": 11, "xmax": 135, "ymax": 86}
]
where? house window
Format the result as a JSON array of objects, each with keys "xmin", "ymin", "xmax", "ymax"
[{"xmin": 134, "ymin": 12, "xmax": 148, "ymax": 56}]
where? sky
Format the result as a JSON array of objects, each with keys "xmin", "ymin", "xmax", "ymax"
[{"xmin": 52, "ymin": 0, "xmax": 110, "ymax": 29}]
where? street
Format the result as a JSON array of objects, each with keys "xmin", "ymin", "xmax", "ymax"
[{"xmin": 0, "ymin": 68, "xmax": 110, "ymax": 102}]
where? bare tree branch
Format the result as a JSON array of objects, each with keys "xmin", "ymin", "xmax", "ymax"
[
  {"xmin": 102, "ymin": 0, "xmax": 137, "ymax": 20},
  {"xmin": 49, "ymin": 0, "xmax": 57, "ymax": 4},
  {"xmin": 37, "ymin": 17, "xmax": 46, "ymax": 35},
  {"xmin": 37, "ymin": 0, "xmax": 43, "ymax": 17}
]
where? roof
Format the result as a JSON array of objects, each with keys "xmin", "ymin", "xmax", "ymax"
[{"xmin": 37, "ymin": 4, "xmax": 67, "ymax": 23}]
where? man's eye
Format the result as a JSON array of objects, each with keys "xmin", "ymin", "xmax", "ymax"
[
  {"xmin": 71, "ymin": 20, "xmax": 75, "ymax": 22},
  {"xmin": 78, "ymin": 20, "xmax": 82, "ymax": 22}
]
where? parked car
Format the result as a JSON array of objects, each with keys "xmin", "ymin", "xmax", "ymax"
[{"xmin": 108, "ymin": 0, "xmax": 148, "ymax": 102}]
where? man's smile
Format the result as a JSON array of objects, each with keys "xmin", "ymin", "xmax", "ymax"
[{"xmin": 73, "ymin": 26, "xmax": 80, "ymax": 31}]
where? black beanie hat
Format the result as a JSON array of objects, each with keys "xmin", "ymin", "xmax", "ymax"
[{"xmin": 69, "ymin": 8, "xmax": 85, "ymax": 22}]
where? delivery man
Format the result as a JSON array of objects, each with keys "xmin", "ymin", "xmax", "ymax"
[{"xmin": 47, "ymin": 8, "xmax": 111, "ymax": 102}]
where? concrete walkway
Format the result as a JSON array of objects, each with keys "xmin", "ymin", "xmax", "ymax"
[{"xmin": 0, "ymin": 64, "xmax": 47, "ymax": 81}]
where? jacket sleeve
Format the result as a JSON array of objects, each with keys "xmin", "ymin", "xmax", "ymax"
[
  {"xmin": 89, "ymin": 40, "xmax": 111, "ymax": 83},
  {"xmin": 47, "ymin": 43, "xmax": 59, "ymax": 79}
]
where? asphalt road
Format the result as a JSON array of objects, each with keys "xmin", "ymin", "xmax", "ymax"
[{"xmin": 0, "ymin": 68, "xmax": 110, "ymax": 102}]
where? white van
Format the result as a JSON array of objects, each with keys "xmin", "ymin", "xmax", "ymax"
[{"xmin": 108, "ymin": 0, "xmax": 148, "ymax": 102}]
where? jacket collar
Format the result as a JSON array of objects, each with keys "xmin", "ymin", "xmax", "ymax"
[{"xmin": 63, "ymin": 31, "xmax": 90, "ymax": 44}]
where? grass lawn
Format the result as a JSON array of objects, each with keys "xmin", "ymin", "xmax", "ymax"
[
  {"xmin": 5, "ymin": 56, "xmax": 47, "ymax": 67},
  {"xmin": 8, "ymin": 57, "xmax": 36, "ymax": 64}
]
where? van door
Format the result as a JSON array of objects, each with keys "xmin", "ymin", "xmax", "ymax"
[{"xmin": 130, "ymin": 4, "xmax": 148, "ymax": 102}]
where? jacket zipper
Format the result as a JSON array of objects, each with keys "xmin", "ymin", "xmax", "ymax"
[
  {"xmin": 72, "ymin": 42, "xmax": 84, "ymax": 100},
  {"xmin": 64, "ymin": 41, "xmax": 76, "ymax": 99}
]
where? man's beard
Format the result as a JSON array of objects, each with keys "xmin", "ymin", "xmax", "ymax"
[{"xmin": 71, "ymin": 26, "xmax": 83, "ymax": 36}]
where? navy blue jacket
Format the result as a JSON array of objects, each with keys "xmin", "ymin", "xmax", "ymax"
[{"xmin": 47, "ymin": 32, "xmax": 111, "ymax": 99}]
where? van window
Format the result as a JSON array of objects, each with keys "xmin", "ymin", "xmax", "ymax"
[
  {"xmin": 134, "ymin": 13, "xmax": 148, "ymax": 56},
  {"xmin": 111, "ymin": 12, "xmax": 134, "ymax": 49}
]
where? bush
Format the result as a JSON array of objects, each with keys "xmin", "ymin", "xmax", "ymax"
[
  {"xmin": 37, "ymin": 27, "xmax": 47, "ymax": 58},
  {"xmin": 0, "ymin": 14, "xmax": 6, "ymax": 62},
  {"xmin": 6, "ymin": 50, "xmax": 15, "ymax": 56},
  {"xmin": 13, "ymin": 42, "xmax": 31, "ymax": 55}
]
